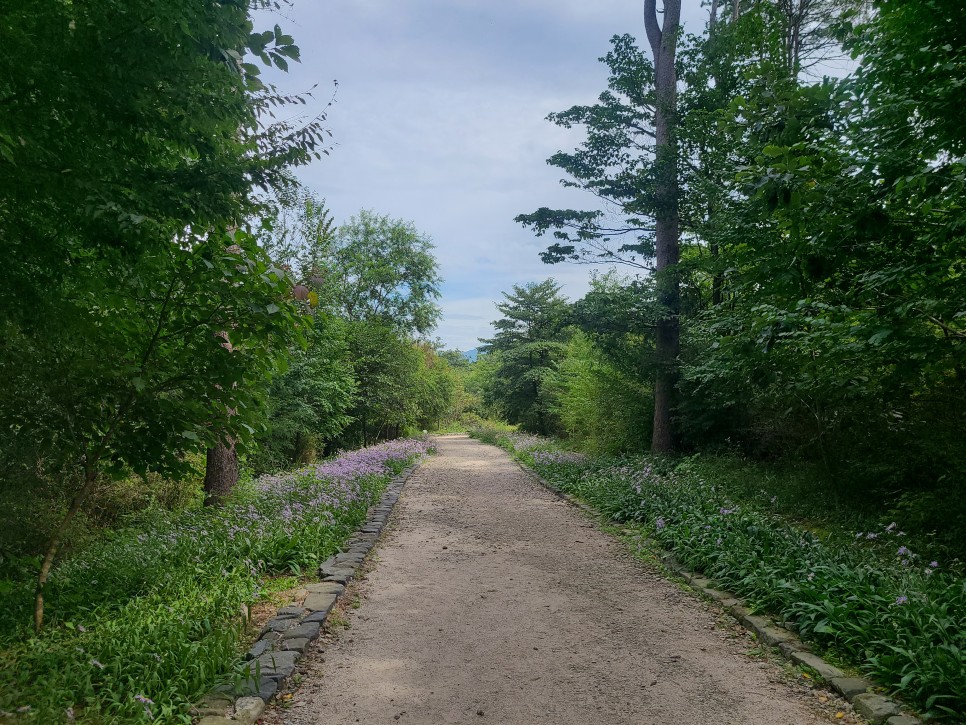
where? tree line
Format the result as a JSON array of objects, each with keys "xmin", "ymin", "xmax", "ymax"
[
  {"xmin": 0, "ymin": 0, "xmax": 458, "ymax": 631},
  {"xmin": 480, "ymin": 0, "xmax": 964, "ymax": 540}
]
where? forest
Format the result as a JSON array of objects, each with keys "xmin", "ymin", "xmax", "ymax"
[
  {"xmin": 0, "ymin": 0, "xmax": 963, "ymax": 722},
  {"xmin": 463, "ymin": 0, "xmax": 965, "ymax": 718}
]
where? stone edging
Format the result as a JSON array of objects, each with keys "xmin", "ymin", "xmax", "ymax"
[
  {"xmin": 191, "ymin": 462, "xmax": 420, "ymax": 725},
  {"xmin": 513, "ymin": 458, "xmax": 922, "ymax": 725}
]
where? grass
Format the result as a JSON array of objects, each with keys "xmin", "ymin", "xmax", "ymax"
[
  {"xmin": 0, "ymin": 439, "xmax": 432, "ymax": 723},
  {"xmin": 469, "ymin": 423, "xmax": 966, "ymax": 721}
]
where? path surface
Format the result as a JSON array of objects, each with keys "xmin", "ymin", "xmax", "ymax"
[{"xmin": 266, "ymin": 435, "xmax": 838, "ymax": 725}]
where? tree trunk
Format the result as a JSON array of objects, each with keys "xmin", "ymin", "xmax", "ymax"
[
  {"xmin": 293, "ymin": 431, "xmax": 315, "ymax": 465},
  {"xmin": 644, "ymin": 0, "xmax": 682, "ymax": 454},
  {"xmin": 203, "ymin": 438, "xmax": 238, "ymax": 506},
  {"xmin": 711, "ymin": 242, "xmax": 723, "ymax": 306},
  {"xmin": 34, "ymin": 465, "xmax": 98, "ymax": 633}
]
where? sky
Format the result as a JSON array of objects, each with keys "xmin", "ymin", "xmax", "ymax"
[{"xmin": 256, "ymin": 1, "xmax": 710, "ymax": 351}]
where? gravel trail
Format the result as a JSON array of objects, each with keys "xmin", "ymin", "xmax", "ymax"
[{"xmin": 266, "ymin": 435, "xmax": 840, "ymax": 725}]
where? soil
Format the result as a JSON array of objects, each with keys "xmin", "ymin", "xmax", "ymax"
[{"xmin": 264, "ymin": 435, "xmax": 855, "ymax": 725}]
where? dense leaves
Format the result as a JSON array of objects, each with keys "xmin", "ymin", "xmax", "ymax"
[{"xmin": 505, "ymin": 0, "xmax": 964, "ymax": 520}]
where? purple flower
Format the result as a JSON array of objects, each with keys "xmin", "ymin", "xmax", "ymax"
[
  {"xmin": 716, "ymin": 538, "xmax": 723, "ymax": 547},
  {"xmin": 897, "ymin": 546, "xmax": 909, "ymax": 556},
  {"xmin": 901, "ymin": 559, "xmax": 910, "ymax": 566},
  {"xmin": 719, "ymin": 507, "xmax": 735, "ymax": 515},
  {"xmin": 865, "ymin": 532, "xmax": 878, "ymax": 540},
  {"xmin": 929, "ymin": 561, "xmax": 938, "ymax": 568},
  {"xmin": 655, "ymin": 517, "xmax": 666, "ymax": 531},
  {"xmin": 885, "ymin": 522, "xmax": 897, "ymax": 532},
  {"xmin": 90, "ymin": 659, "xmax": 105, "ymax": 669},
  {"xmin": 135, "ymin": 695, "xmax": 154, "ymax": 705},
  {"xmin": 895, "ymin": 595, "xmax": 908, "ymax": 605},
  {"xmin": 77, "ymin": 624, "xmax": 87, "ymax": 633}
]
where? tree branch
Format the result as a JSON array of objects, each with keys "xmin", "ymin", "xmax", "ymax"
[{"xmin": 643, "ymin": 0, "xmax": 663, "ymax": 59}]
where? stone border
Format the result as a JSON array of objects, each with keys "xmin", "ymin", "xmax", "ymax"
[
  {"xmin": 514, "ymin": 458, "xmax": 922, "ymax": 725},
  {"xmin": 191, "ymin": 462, "xmax": 420, "ymax": 725}
]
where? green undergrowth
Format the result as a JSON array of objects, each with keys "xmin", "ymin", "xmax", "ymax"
[
  {"xmin": 469, "ymin": 423, "xmax": 966, "ymax": 721},
  {"xmin": 0, "ymin": 440, "xmax": 431, "ymax": 723}
]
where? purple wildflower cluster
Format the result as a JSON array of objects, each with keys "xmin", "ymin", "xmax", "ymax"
[
  {"xmin": 239, "ymin": 438, "xmax": 433, "ymax": 539},
  {"xmin": 507, "ymin": 432, "xmax": 548, "ymax": 451},
  {"xmin": 530, "ymin": 450, "xmax": 590, "ymax": 466},
  {"xmin": 853, "ymin": 520, "xmax": 941, "ymax": 575},
  {"xmin": 629, "ymin": 464, "xmax": 659, "ymax": 495},
  {"xmin": 257, "ymin": 438, "xmax": 430, "ymax": 494}
]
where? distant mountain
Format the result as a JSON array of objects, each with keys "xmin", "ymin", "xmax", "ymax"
[{"xmin": 463, "ymin": 348, "xmax": 479, "ymax": 363}]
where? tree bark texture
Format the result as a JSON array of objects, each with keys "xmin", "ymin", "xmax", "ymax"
[
  {"xmin": 644, "ymin": 0, "xmax": 682, "ymax": 454},
  {"xmin": 203, "ymin": 437, "xmax": 238, "ymax": 505}
]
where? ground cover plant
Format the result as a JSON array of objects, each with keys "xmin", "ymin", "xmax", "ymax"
[
  {"xmin": 0, "ymin": 439, "xmax": 432, "ymax": 723},
  {"xmin": 469, "ymin": 423, "xmax": 966, "ymax": 720}
]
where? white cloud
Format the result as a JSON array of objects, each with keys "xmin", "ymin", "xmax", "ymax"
[{"xmin": 251, "ymin": 1, "xmax": 697, "ymax": 348}]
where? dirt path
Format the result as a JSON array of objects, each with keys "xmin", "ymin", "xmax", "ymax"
[{"xmin": 266, "ymin": 435, "xmax": 843, "ymax": 725}]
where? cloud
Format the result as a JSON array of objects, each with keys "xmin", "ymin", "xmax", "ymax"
[{"xmin": 251, "ymin": 1, "xmax": 708, "ymax": 348}]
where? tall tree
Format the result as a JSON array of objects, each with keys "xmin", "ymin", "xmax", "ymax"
[
  {"xmin": 479, "ymin": 280, "xmax": 570, "ymax": 434},
  {"xmin": 329, "ymin": 210, "xmax": 443, "ymax": 336},
  {"xmin": 515, "ymin": 13, "xmax": 683, "ymax": 451},
  {"xmin": 643, "ymin": 0, "xmax": 682, "ymax": 452}
]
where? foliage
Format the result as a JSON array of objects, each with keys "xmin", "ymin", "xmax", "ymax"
[
  {"xmin": 258, "ymin": 185, "xmax": 338, "ymax": 281},
  {"xmin": 248, "ymin": 315, "xmax": 357, "ymax": 473},
  {"xmin": 479, "ymin": 280, "xmax": 570, "ymax": 434},
  {"xmin": 548, "ymin": 332, "xmax": 651, "ymax": 455},
  {"xmin": 504, "ymin": 0, "xmax": 964, "ymax": 519},
  {"xmin": 412, "ymin": 344, "xmax": 458, "ymax": 431},
  {"xmin": 0, "ymin": 0, "xmax": 328, "ymax": 630},
  {"xmin": 327, "ymin": 210, "xmax": 443, "ymax": 336},
  {"xmin": 1, "ymin": 235, "xmax": 302, "ymax": 481},
  {"xmin": 0, "ymin": 441, "xmax": 432, "ymax": 722},
  {"xmin": 431, "ymin": 351, "xmax": 482, "ymax": 430},
  {"xmin": 336, "ymin": 322, "xmax": 423, "ymax": 446},
  {"xmin": 252, "ymin": 192, "xmax": 450, "ymax": 455},
  {"xmin": 479, "ymin": 431, "xmax": 966, "ymax": 720}
]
